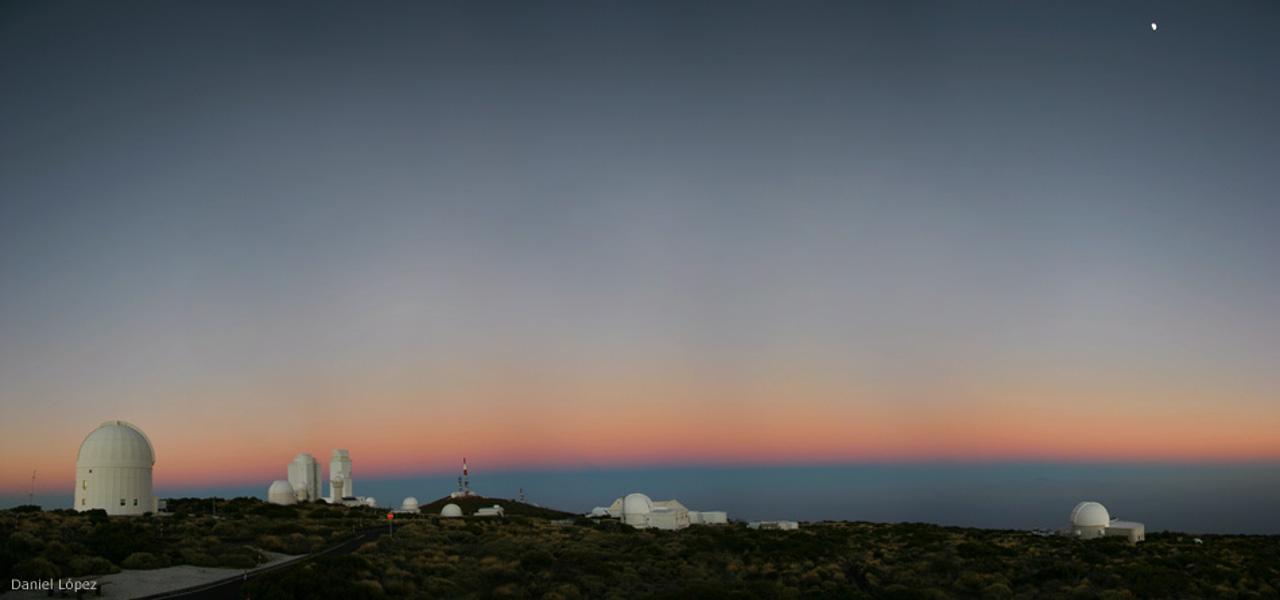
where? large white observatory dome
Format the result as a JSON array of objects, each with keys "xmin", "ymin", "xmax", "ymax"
[
  {"xmin": 1070, "ymin": 501, "xmax": 1111, "ymax": 527},
  {"xmin": 622, "ymin": 493, "xmax": 653, "ymax": 515},
  {"xmin": 267, "ymin": 480, "xmax": 298, "ymax": 505},
  {"xmin": 401, "ymin": 497, "xmax": 420, "ymax": 511},
  {"xmin": 77, "ymin": 421, "xmax": 155, "ymax": 467},
  {"xmin": 441, "ymin": 503, "xmax": 463, "ymax": 517},
  {"xmin": 621, "ymin": 493, "xmax": 654, "ymax": 526},
  {"xmin": 74, "ymin": 421, "xmax": 157, "ymax": 516}
]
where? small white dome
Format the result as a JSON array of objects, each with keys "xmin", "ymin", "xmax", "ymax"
[
  {"xmin": 1070, "ymin": 501, "xmax": 1111, "ymax": 527},
  {"xmin": 622, "ymin": 493, "xmax": 653, "ymax": 516},
  {"xmin": 364, "ymin": 497, "xmax": 377, "ymax": 507},
  {"xmin": 441, "ymin": 503, "xmax": 463, "ymax": 517},
  {"xmin": 76, "ymin": 421, "xmax": 155, "ymax": 468},
  {"xmin": 401, "ymin": 497, "xmax": 420, "ymax": 511},
  {"xmin": 267, "ymin": 480, "xmax": 297, "ymax": 505}
]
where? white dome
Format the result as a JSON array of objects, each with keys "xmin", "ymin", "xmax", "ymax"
[
  {"xmin": 401, "ymin": 497, "xmax": 420, "ymax": 511},
  {"xmin": 74, "ymin": 420, "xmax": 157, "ymax": 516},
  {"xmin": 267, "ymin": 480, "xmax": 297, "ymax": 505},
  {"xmin": 441, "ymin": 503, "xmax": 463, "ymax": 517},
  {"xmin": 76, "ymin": 421, "xmax": 155, "ymax": 468},
  {"xmin": 622, "ymin": 493, "xmax": 653, "ymax": 516},
  {"xmin": 1070, "ymin": 501, "xmax": 1111, "ymax": 527},
  {"xmin": 364, "ymin": 497, "xmax": 377, "ymax": 507}
]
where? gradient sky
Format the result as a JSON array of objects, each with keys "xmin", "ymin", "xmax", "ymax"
[{"xmin": 1, "ymin": 1, "xmax": 1278, "ymax": 495}]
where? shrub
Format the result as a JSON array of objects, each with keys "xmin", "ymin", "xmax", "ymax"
[
  {"xmin": 122, "ymin": 552, "xmax": 169, "ymax": 569},
  {"xmin": 13, "ymin": 557, "xmax": 60, "ymax": 580},
  {"xmin": 522, "ymin": 548, "xmax": 556, "ymax": 570},
  {"xmin": 86, "ymin": 521, "xmax": 149, "ymax": 564},
  {"xmin": 981, "ymin": 582, "xmax": 1013, "ymax": 599},
  {"xmin": 68, "ymin": 555, "xmax": 119, "ymax": 576}
]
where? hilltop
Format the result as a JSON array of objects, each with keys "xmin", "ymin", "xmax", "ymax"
[{"xmin": 418, "ymin": 494, "xmax": 578, "ymax": 520}]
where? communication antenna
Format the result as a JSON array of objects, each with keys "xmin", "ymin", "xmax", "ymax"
[
  {"xmin": 28, "ymin": 470, "xmax": 36, "ymax": 506},
  {"xmin": 463, "ymin": 457, "xmax": 470, "ymax": 494},
  {"xmin": 518, "ymin": 487, "xmax": 525, "ymax": 503}
]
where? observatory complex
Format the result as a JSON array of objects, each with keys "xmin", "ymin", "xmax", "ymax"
[
  {"xmin": 74, "ymin": 421, "xmax": 159, "ymax": 516},
  {"xmin": 1063, "ymin": 501, "xmax": 1145, "ymax": 543},
  {"xmin": 266, "ymin": 448, "xmax": 376, "ymax": 507},
  {"xmin": 589, "ymin": 493, "xmax": 728, "ymax": 530}
]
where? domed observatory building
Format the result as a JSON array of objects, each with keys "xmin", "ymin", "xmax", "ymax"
[
  {"xmin": 594, "ymin": 493, "xmax": 695, "ymax": 530},
  {"xmin": 440, "ymin": 503, "xmax": 463, "ymax": 518},
  {"xmin": 267, "ymin": 480, "xmax": 298, "ymax": 505},
  {"xmin": 398, "ymin": 497, "xmax": 420, "ymax": 513},
  {"xmin": 74, "ymin": 421, "xmax": 158, "ymax": 515},
  {"xmin": 1066, "ymin": 501, "xmax": 1145, "ymax": 543},
  {"xmin": 1069, "ymin": 501, "xmax": 1111, "ymax": 538}
]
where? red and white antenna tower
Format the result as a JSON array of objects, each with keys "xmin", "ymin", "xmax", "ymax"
[{"xmin": 462, "ymin": 457, "xmax": 470, "ymax": 494}]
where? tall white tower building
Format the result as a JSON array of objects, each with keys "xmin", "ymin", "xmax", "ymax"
[
  {"xmin": 328, "ymin": 449, "xmax": 353, "ymax": 500},
  {"xmin": 74, "ymin": 421, "xmax": 157, "ymax": 516},
  {"xmin": 288, "ymin": 453, "xmax": 322, "ymax": 502}
]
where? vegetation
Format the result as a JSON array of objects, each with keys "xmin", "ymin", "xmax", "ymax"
[
  {"xmin": 246, "ymin": 518, "xmax": 1280, "ymax": 599},
  {"xmin": 0, "ymin": 498, "xmax": 382, "ymax": 583},
  {"xmin": 4, "ymin": 500, "xmax": 1279, "ymax": 599}
]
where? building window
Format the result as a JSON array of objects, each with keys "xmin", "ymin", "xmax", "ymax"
[
  {"xmin": 120, "ymin": 499, "xmax": 125, "ymax": 506},
  {"xmin": 82, "ymin": 480, "xmax": 86, "ymax": 490},
  {"xmin": 81, "ymin": 499, "xmax": 86, "ymax": 506},
  {"xmin": 133, "ymin": 499, "xmax": 138, "ymax": 506}
]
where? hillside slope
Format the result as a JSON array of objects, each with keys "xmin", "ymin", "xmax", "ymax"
[{"xmin": 418, "ymin": 494, "xmax": 577, "ymax": 519}]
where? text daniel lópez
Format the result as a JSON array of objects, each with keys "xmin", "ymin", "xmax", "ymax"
[{"xmin": 11, "ymin": 578, "xmax": 98, "ymax": 593}]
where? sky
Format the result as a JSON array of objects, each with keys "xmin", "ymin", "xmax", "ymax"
[{"xmin": 1, "ymin": 1, "xmax": 1278, "ymax": 498}]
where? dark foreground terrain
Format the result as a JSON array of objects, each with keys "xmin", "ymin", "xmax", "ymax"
[
  {"xmin": 3, "ymin": 501, "xmax": 1279, "ymax": 599},
  {"xmin": 247, "ymin": 516, "xmax": 1280, "ymax": 599}
]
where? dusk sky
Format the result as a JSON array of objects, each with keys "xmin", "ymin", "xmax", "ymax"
[{"xmin": 1, "ymin": 1, "xmax": 1278, "ymax": 495}]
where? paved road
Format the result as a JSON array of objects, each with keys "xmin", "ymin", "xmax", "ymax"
[{"xmin": 136, "ymin": 527, "xmax": 387, "ymax": 600}]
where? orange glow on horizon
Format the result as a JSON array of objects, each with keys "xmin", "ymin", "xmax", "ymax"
[{"xmin": 4, "ymin": 365, "xmax": 1279, "ymax": 494}]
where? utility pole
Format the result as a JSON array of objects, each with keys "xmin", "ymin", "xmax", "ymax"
[{"xmin": 28, "ymin": 470, "xmax": 36, "ymax": 506}]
